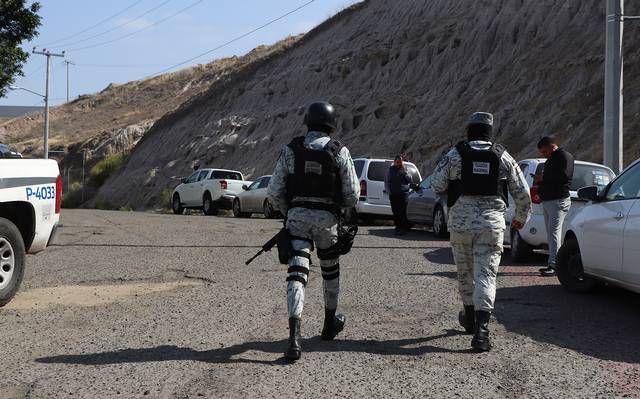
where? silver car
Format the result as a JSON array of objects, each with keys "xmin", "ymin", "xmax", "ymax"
[
  {"xmin": 406, "ymin": 174, "xmax": 449, "ymax": 237},
  {"xmin": 232, "ymin": 175, "xmax": 280, "ymax": 218}
]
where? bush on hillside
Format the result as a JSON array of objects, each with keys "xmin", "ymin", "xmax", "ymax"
[{"xmin": 89, "ymin": 152, "xmax": 128, "ymax": 187}]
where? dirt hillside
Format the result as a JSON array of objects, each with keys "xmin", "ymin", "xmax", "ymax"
[
  {"xmin": 0, "ymin": 36, "xmax": 300, "ymax": 171},
  {"xmin": 95, "ymin": 0, "xmax": 640, "ymax": 208}
]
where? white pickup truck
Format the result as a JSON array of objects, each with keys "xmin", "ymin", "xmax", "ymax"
[
  {"xmin": 0, "ymin": 158, "xmax": 61, "ymax": 306},
  {"xmin": 171, "ymin": 168, "xmax": 251, "ymax": 215}
]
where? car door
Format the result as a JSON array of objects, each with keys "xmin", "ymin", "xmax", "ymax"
[
  {"xmin": 255, "ymin": 176, "xmax": 271, "ymax": 210},
  {"xmin": 366, "ymin": 160, "xmax": 393, "ymax": 205},
  {"xmin": 243, "ymin": 179, "xmax": 262, "ymax": 212},
  {"xmin": 580, "ymin": 161, "xmax": 640, "ymax": 278},
  {"xmin": 623, "ymin": 199, "xmax": 640, "ymax": 287},
  {"xmin": 407, "ymin": 176, "xmax": 431, "ymax": 224},
  {"xmin": 194, "ymin": 170, "xmax": 210, "ymax": 205},
  {"xmin": 181, "ymin": 171, "xmax": 201, "ymax": 205}
]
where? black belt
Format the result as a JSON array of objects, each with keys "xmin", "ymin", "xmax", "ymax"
[{"xmin": 290, "ymin": 201, "xmax": 340, "ymax": 215}]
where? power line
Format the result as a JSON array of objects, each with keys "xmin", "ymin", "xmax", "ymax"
[
  {"xmin": 149, "ymin": 0, "xmax": 316, "ymax": 77},
  {"xmin": 74, "ymin": 63, "xmax": 173, "ymax": 68},
  {"xmin": 36, "ymin": 0, "xmax": 144, "ymax": 47},
  {"xmin": 49, "ymin": 0, "xmax": 173, "ymax": 50},
  {"xmin": 66, "ymin": 0, "xmax": 203, "ymax": 52}
]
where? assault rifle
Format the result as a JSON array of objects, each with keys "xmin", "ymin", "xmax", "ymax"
[{"xmin": 245, "ymin": 228, "xmax": 291, "ymax": 265}]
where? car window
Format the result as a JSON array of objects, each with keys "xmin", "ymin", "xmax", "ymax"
[
  {"xmin": 404, "ymin": 164, "xmax": 421, "ymax": 184},
  {"xmin": 210, "ymin": 171, "xmax": 242, "ymax": 180},
  {"xmin": 247, "ymin": 180, "xmax": 260, "ymax": 190},
  {"xmin": 354, "ymin": 160, "xmax": 365, "ymax": 178},
  {"xmin": 420, "ymin": 175, "xmax": 432, "ymax": 189},
  {"xmin": 187, "ymin": 171, "xmax": 199, "ymax": 183},
  {"xmin": 197, "ymin": 170, "xmax": 209, "ymax": 181},
  {"xmin": 258, "ymin": 177, "xmax": 271, "ymax": 189},
  {"xmin": 367, "ymin": 161, "xmax": 392, "ymax": 181},
  {"xmin": 571, "ymin": 165, "xmax": 614, "ymax": 191},
  {"xmin": 605, "ymin": 162, "xmax": 640, "ymax": 201},
  {"xmin": 519, "ymin": 163, "xmax": 529, "ymax": 177}
]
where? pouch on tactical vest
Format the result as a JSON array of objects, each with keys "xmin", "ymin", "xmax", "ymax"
[
  {"xmin": 286, "ymin": 136, "xmax": 343, "ymax": 204},
  {"xmin": 448, "ymin": 141, "xmax": 508, "ymax": 207}
]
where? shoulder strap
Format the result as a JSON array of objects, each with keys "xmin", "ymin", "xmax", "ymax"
[
  {"xmin": 287, "ymin": 136, "xmax": 305, "ymax": 150},
  {"xmin": 455, "ymin": 141, "xmax": 469, "ymax": 156},
  {"xmin": 324, "ymin": 139, "xmax": 343, "ymax": 158},
  {"xmin": 490, "ymin": 143, "xmax": 505, "ymax": 158}
]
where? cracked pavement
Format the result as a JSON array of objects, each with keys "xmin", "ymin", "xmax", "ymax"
[{"xmin": 0, "ymin": 210, "xmax": 638, "ymax": 398}]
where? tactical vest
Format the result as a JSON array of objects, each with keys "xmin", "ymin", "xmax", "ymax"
[
  {"xmin": 448, "ymin": 141, "xmax": 508, "ymax": 207},
  {"xmin": 286, "ymin": 136, "xmax": 343, "ymax": 203}
]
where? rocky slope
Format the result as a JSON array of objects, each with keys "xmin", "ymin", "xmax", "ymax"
[
  {"xmin": 95, "ymin": 0, "xmax": 640, "ymax": 208},
  {"xmin": 0, "ymin": 36, "xmax": 300, "ymax": 181}
]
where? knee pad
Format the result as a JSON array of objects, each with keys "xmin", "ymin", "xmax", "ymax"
[
  {"xmin": 320, "ymin": 259, "xmax": 340, "ymax": 281},
  {"xmin": 317, "ymin": 245, "xmax": 341, "ymax": 260}
]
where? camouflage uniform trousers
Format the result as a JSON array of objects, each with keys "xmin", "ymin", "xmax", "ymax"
[
  {"xmin": 285, "ymin": 207, "xmax": 341, "ymax": 319},
  {"xmin": 450, "ymin": 228, "xmax": 504, "ymax": 312}
]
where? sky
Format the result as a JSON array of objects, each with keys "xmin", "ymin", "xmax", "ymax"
[{"xmin": 1, "ymin": 0, "xmax": 361, "ymax": 107}]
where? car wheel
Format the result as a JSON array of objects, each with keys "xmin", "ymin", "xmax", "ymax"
[
  {"xmin": 0, "ymin": 218, "xmax": 26, "ymax": 307},
  {"xmin": 233, "ymin": 198, "xmax": 250, "ymax": 218},
  {"xmin": 263, "ymin": 199, "xmax": 276, "ymax": 219},
  {"xmin": 556, "ymin": 238, "xmax": 598, "ymax": 294},
  {"xmin": 172, "ymin": 194, "xmax": 184, "ymax": 215},
  {"xmin": 203, "ymin": 193, "xmax": 219, "ymax": 216},
  {"xmin": 510, "ymin": 228, "xmax": 533, "ymax": 262},
  {"xmin": 433, "ymin": 206, "xmax": 449, "ymax": 238}
]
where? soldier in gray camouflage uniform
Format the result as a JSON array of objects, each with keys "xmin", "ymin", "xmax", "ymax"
[
  {"xmin": 432, "ymin": 112, "xmax": 531, "ymax": 352},
  {"xmin": 268, "ymin": 101, "xmax": 360, "ymax": 361}
]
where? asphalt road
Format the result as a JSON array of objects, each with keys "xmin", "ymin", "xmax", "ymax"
[{"xmin": 1, "ymin": 210, "xmax": 639, "ymax": 398}]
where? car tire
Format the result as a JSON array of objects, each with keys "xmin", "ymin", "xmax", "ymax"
[
  {"xmin": 510, "ymin": 228, "xmax": 533, "ymax": 262},
  {"xmin": 0, "ymin": 217, "xmax": 26, "ymax": 307},
  {"xmin": 232, "ymin": 198, "xmax": 250, "ymax": 218},
  {"xmin": 172, "ymin": 194, "xmax": 184, "ymax": 215},
  {"xmin": 556, "ymin": 238, "xmax": 598, "ymax": 294},
  {"xmin": 263, "ymin": 199, "xmax": 276, "ymax": 219},
  {"xmin": 203, "ymin": 193, "xmax": 219, "ymax": 216},
  {"xmin": 433, "ymin": 206, "xmax": 449, "ymax": 238}
]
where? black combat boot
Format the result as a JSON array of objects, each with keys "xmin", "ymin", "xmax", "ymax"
[
  {"xmin": 458, "ymin": 305, "xmax": 475, "ymax": 334},
  {"xmin": 284, "ymin": 317, "xmax": 302, "ymax": 361},
  {"xmin": 321, "ymin": 308, "xmax": 345, "ymax": 341},
  {"xmin": 471, "ymin": 311, "xmax": 492, "ymax": 352}
]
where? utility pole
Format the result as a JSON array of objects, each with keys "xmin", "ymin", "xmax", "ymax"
[
  {"xmin": 64, "ymin": 60, "xmax": 75, "ymax": 102},
  {"xmin": 33, "ymin": 48, "xmax": 65, "ymax": 159},
  {"xmin": 604, "ymin": 1, "xmax": 640, "ymax": 173}
]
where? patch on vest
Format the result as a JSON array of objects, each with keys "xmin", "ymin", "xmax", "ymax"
[
  {"xmin": 304, "ymin": 161, "xmax": 323, "ymax": 175},
  {"xmin": 472, "ymin": 161, "xmax": 491, "ymax": 175}
]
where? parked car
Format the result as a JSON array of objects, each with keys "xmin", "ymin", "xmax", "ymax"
[
  {"xmin": 232, "ymin": 175, "xmax": 280, "ymax": 219},
  {"xmin": 406, "ymin": 174, "xmax": 449, "ymax": 237},
  {"xmin": 354, "ymin": 157, "xmax": 422, "ymax": 220},
  {"xmin": 556, "ymin": 158, "xmax": 640, "ymax": 294},
  {"xmin": 505, "ymin": 159, "xmax": 615, "ymax": 261},
  {"xmin": 0, "ymin": 144, "xmax": 22, "ymax": 158},
  {"xmin": 0, "ymin": 158, "xmax": 61, "ymax": 306},
  {"xmin": 172, "ymin": 168, "xmax": 251, "ymax": 215}
]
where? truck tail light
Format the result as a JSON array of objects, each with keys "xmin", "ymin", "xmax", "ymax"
[
  {"xmin": 530, "ymin": 186, "xmax": 542, "ymax": 204},
  {"xmin": 220, "ymin": 180, "xmax": 228, "ymax": 190},
  {"xmin": 55, "ymin": 174, "xmax": 62, "ymax": 213},
  {"xmin": 360, "ymin": 180, "xmax": 367, "ymax": 197}
]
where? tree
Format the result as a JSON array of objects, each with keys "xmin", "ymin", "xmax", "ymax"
[{"xmin": 0, "ymin": 0, "xmax": 41, "ymax": 98}]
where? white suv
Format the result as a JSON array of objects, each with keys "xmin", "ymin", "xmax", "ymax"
[
  {"xmin": 353, "ymin": 158, "xmax": 421, "ymax": 220},
  {"xmin": 557, "ymin": 159, "xmax": 640, "ymax": 294},
  {"xmin": 505, "ymin": 159, "xmax": 615, "ymax": 261}
]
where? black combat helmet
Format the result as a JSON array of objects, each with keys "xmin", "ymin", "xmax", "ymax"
[{"xmin": 304, "ymin": 101, "xmax": 337, "ymax": 132}]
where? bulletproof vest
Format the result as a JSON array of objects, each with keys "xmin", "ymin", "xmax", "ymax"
[
  {"xmin": 448, "ymin": 141, "xmax": 508, "ymax": 207},
  {"xmin": 286, "ymin": 136, "xmax": 343, "ymax": 202}
]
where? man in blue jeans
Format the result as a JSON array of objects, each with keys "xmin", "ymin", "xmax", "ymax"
[{"xmin": 536, "ymin": 137, "xmax": 574, "ymax": 277}]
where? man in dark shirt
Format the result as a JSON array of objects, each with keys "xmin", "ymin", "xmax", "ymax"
[
  {"xmin": 535, "ymin": 136, "xmax": 575, "ymax": 276},
  {"xmin": 385, "ymin": 155, "xmax": 412, "ymax": 235}
]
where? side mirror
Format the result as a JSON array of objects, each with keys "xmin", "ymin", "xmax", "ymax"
[
  {"xmin": 242, "ymin": 184, "xmax": 248, "ymax": 191},
  {"xmin": 409, "ymin": 183, "xmax": 420, "ymax": 191},
  {"xmin": 181, "ymin": 177, "xmax": 188, "ymax": 184},
  {"xmin": 577, "ymin": 186, "xmax": 599, "ymax": 201}
]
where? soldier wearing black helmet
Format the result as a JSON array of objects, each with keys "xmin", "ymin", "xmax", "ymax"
[{"xmin": 267, "ymin": 101, "xmax": 360, "ymax": 361}]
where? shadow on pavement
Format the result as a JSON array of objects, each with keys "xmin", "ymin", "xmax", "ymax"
[
  {"xmin": 423, "ymin": 247, "xmax": 455, "ymax": 265},
  {"xmin": 36, "ymin": 330, "xmax": 470, "ymax": 366},
  {"xmin": 368, "ymin": 228, "xmax": 448, "ymax": 242},
  {"xmin": 495, "ymin": 284, "xmax": 640, "ymax": 363}
]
